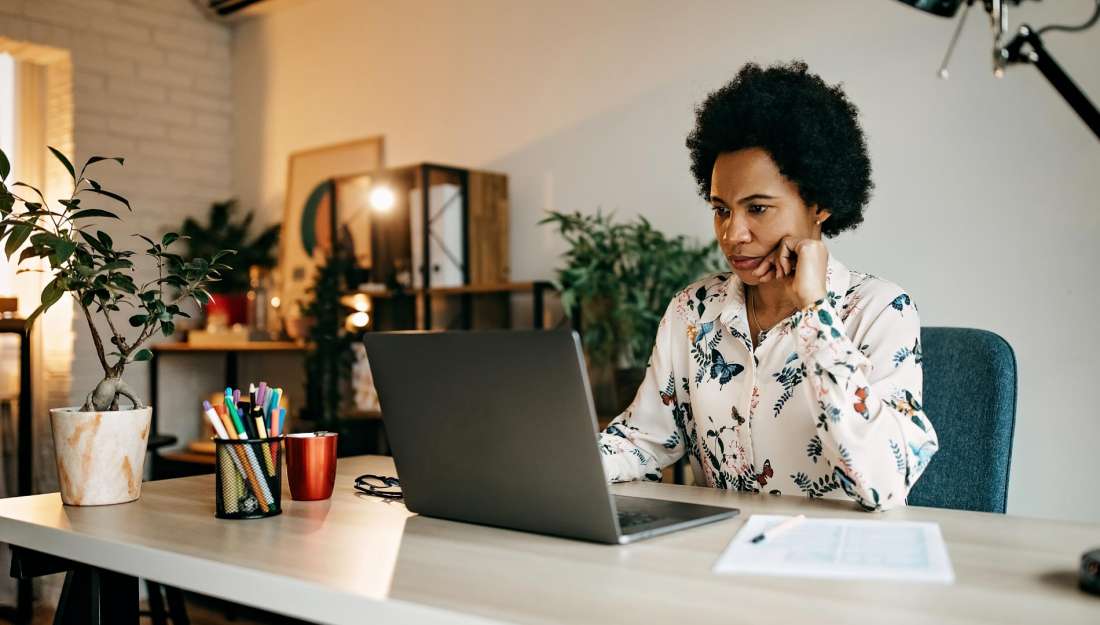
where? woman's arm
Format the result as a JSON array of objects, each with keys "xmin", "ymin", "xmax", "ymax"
[
  {"xmin": 788, "ymin": 291, "xmax": 938, "ymax": 510},
  {"xmin": 598, "ymin": 300, "xmax": 687, "ymax": 483}
]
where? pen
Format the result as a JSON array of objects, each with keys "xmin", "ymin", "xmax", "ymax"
[
  {"xmin": 206, "ymin": 401, "xmax": 270, "ymax": 511},
  {"xmin": 266, "ymin": 388, "xmax": 281, "ymax": 435},
  {"xmin": 222, "ymin": 395, "xmax": 274, "ymax": 505},
  {"xmin": 751, "ymin": 514, "xmax": 805, "ymax": 544},
  {"xmin": 224, "ymin": 388, "xmax": 245, "ymax": 435},
  {"xmin": 257, "ymin": 382, "xmax": 268, "ymax": 413}
]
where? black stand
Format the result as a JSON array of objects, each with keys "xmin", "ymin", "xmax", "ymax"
[
  {"xmin": 0, "ymin": 320, "xmax": 33, "ymax": 623},
  {"xmin": 1002, "ymin": 24, "xmax": 1100, "ymax": 140}
]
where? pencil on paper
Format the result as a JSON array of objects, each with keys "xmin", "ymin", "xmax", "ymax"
[{"xmin": 751, "ymin": 514, "xmax": 805, "ymax": 544}]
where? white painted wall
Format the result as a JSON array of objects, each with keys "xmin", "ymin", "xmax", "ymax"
[
  {"xmin": 233, "ymin": 0, "xmax": 1100, "ymax": 522},
  {"xmin": 0, "ymin": 0, "xmax": 265, "ymax": 452}
]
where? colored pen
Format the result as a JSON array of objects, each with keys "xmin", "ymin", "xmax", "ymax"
[
  {"xmin": 204, "ymin": 400, "xmax": 248, "ymax": 475},
  {"xmin": 223, "ymin": 392, "xmax": 273, "ymax": 502},
  {"xmin": 751, "ymin": 514, "xmax": 805, "ymax": 544},
  {"xmin": 224, "ymin": 388, "xmax": 245, "ymax": 435},
  {"xmin": 266, "ymin": 388, "xmax": 281, "ymax": 435},
  {"xmin": 207, "ymin": 401, "xmax": 270, "ymax": 510}
]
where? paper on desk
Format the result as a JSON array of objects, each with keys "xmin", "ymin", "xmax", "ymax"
[{"xmin": 713, "ymin": 514, "xmax": 954, "ymax": 583}]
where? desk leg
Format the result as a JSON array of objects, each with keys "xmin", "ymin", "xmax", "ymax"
[
  {"xmin": 17, "ymin": 328, "xmax": 32, "ymax": 622},
  {"xmin": 17, "ymin": 327, "xmax": 30, "ymax": 497},
  {"xmin": 98, "ymin": 568, "xmax": 137, "ymax": 625},
  {"xmin": 54, "ymin": 566, "xmax": 137, "ymax": 625},
  {"xmin": 533, "ymin": 284, "xmax": 547, "ymax": 330}
]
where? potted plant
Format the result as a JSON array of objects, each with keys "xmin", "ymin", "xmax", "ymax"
[
  {"xmin": 540, "ymin": 210, "xmax": 724, "ymax": 415},
  {"xmin": 0, "ymin": 147, "xmax": 231, "ymax": 506},
  {"xmin": 298, "ymin": 249, "xmax": 382, "ymax": 456},
  {"xmin": 178, "ymin": 199, "xmax": 279, "ymax": 328}
]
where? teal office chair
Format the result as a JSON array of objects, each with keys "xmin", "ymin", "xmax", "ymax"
[{"xmin": 906, "ymin": 327, "xmax": 1017, "ymax": 513}]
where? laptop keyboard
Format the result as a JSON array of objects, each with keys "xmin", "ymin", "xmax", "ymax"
[{"xmin": 617, "ymin": 510, "xmax": 659, "ymax": 529}]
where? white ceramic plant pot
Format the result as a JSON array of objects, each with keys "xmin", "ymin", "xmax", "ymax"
[{"xmin": 49, "ymin": 406, "xmax": 152, "ymax": 506}]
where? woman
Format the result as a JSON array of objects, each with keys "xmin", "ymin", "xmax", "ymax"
[{"xmin": 598, "ymin": 60, "xmax": 938, "ymax": 511}]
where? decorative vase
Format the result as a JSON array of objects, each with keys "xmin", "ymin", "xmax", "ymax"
[
  {"xmin": 49, "ymin": 406, "xmax": 152, "ymax": 506},
  {"xmin": 205, "ymin": 291, "xmax": 249, "ymax": 328}
]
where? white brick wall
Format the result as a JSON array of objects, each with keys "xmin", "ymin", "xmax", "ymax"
[{"xmin": 0, "ymin": 0, "xmax": 233, "ymax": 411}]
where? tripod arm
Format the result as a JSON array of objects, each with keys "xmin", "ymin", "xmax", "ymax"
[{"xmin": 1002, "ymin": 24, "xmax": 1100, "ymax": 139}]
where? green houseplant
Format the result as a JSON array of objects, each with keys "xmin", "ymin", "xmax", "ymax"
[
  {"xmin": 302, "ymin": 248, "xmax": 355, "ymax": 428},
  {"xmin": 540, "ymin": 210, "xmax": 724, "ymax": 413},
  {"xmin": 179, "ymin": 199, "xmax": 279, "ymax": 326},
  {"xmin": 0, "ymin": 146, "xmax": 231, "ymax": 505}
]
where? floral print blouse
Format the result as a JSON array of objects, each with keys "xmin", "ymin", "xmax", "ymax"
[{"xmin": 598, "ymin": 255, "xmax": 938, "ymax": 511}]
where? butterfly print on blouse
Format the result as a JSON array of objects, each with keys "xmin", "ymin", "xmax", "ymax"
[{"xmin": 753, "ymin": 459, "xmax": 774, "ymax": 487}]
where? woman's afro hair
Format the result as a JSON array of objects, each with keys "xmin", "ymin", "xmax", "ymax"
[{"xmin": 686, "ymin": 60, "xmax": 873, "ymax": 237}]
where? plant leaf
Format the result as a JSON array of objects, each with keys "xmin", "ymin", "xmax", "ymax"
[
  {"xmin": 78, "ymin": 230, "xmax": 109, "ymax": 254},
  {"xmin": 128, "ymin": 314, "xmax": 147, "ymax": 327},
  {"xmin": 78, "ymin": 156, "xmax": 124, "ymax": 179},
  {"xmin": 0, "ymin": 149, "xmax": 8, "ymax": 180},
  {"xmin": 11, "ymin": 182, "xmax": 47, "ymax": 206},
  {"xmin": 26, "ymin": 277, "xmax": 65, "ymax": 327},
  {"xmin": 85, "ymin": 187, "xmax": 131, "ymax": 211},
  {"xmin": 161, "ymin": 232, "xmax": 179, "ymax": 247},
  {"xmin": 51, "ymin": 239, "xmax": 76, "ymax": 265},
  {"xmin": 18, "ymin": 245, "xmax": 43, "ymax": 264},
  {"xmin": 47, "ymin": 146, "xmax": 75, "ymax": 180},
  {"xmin": 70, "ymin": 208, "xmax": 120, "ymax": 221},
  {"xmin": 4, "ymin": 224, "xmax": 32, "ymax": 259},
  {"xmin": 133, "ymin": 349, "xmax": 153, "ymax": 362}
]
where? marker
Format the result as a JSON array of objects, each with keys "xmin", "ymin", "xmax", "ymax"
[
  {"xmin": 223, "ymin": 391, "xmax": 272, "ymax": 502},
  {"xmin": 751, "ymin": 514, "xmax": 805, "ymax": 544},
  {"xmin": 266, "ymin": 388, "xmax": 281, "ymax": 435},
  {"xmin": 203, "ymin": 400, "xmax": 230, "ymax": 439},
  {"xmin": 224, "ymin": 388, "xmax": 245, "ymax": 435},
  {"xmin": 205, "ymin": 401, "xmax": 269, "ymax": 510}
]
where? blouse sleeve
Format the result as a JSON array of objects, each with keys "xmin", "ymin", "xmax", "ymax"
[
  {"xmin": 787, "ymin": 292, "xmax": 938, "ymax": 510},
  {"xmin": 597, "ymin": 300, "xmax": 687, "ymax": 483}
]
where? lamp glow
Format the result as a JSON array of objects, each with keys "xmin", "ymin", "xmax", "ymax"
[
  {"xmin": 368, "ymin": 186, "xmax": 396, "ymax": 213},
  {"xmin": 349, "ymin": 311, "xmax": 370, "ymax": 328},
  {"xmin": 351, "ymin": 293, "xmax": 371, "ymax": 312}
]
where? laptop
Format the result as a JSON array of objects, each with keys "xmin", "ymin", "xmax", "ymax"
[{"xmin": 363, "ymin": 329, "xmax": 738, "ymax": 544}]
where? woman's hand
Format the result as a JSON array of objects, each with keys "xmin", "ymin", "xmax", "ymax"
[{"xmin": 751, "ymin": 236, "xmax": 829, "ymax": 308}]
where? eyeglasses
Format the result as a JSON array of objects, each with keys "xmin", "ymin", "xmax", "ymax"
[{"xmin": 354, "ymin": 474, "xmax": 402, "ymax": 500}]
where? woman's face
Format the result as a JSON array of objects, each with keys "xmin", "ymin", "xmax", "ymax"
[{"xmin": 709, "ymin": 148, "xmax": 829, "ymax": 285}]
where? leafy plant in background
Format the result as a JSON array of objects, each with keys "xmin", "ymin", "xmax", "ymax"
[
  {"xmin": 179, "ymin": 199, "xmax": 279, "ymax": 293},
  {"xmin": 0, "ymin": 147, "xmax": 232, "ymax": 411},
  {"xmin": 540, "ymin": 210, "xmax": 724, "ymax": 370},
  {"xmin": 302, "ymin": 249, "xmax": 356, "ymax": 426}
]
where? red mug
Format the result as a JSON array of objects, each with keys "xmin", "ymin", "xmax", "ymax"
[{"xmin": 285, "ymin": 432, "xmax": 338, "ymax": 501}]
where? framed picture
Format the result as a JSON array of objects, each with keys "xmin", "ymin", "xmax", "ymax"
[{"xmin": 278, "ymin": 137, "xmax": 385, "ymax": 313}]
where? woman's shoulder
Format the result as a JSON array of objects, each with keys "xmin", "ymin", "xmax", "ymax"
[
  {"xmin": 842, "ymin": 269, "xmax": 919, "ymax": 321},
  {"xmin": 666, "ymin": 272, "xmax": 734, "ymax": 323}
]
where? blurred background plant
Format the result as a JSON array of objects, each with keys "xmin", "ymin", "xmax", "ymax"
[
  {"xmin": 540, "ymin": 210, "xmax": 723, "ymax": 412},
  {"xmin": 179, "ymin": 199, "xmax": 279, "ymax": 294}
]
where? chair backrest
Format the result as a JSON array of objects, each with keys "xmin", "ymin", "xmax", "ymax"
[{"xmin": 906, "ymin": 327, "xmax": 1017, "ymax": 513}]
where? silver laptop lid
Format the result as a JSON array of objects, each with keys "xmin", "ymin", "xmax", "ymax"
[{"xmin": 363, "ymin": 330, "xmax": 621, "ymax": 543}]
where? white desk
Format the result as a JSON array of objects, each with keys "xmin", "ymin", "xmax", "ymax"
[{"xmin": 0, "ymin": 455, "xmax": 1095, "ymax": 624}]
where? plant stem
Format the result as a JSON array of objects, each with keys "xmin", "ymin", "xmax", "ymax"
[{"xmin": 78, "ymin": 297, "xmax": 112, "ymax": 376}]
